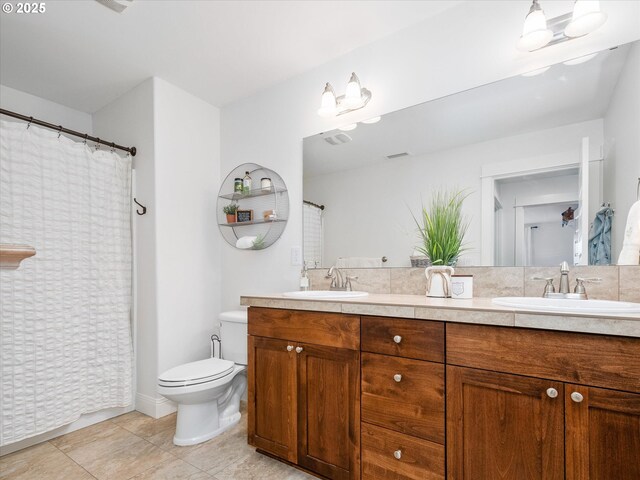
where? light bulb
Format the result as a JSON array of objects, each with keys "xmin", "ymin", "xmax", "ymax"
[
  {"xmin": 317, "ymin": 82, "xmax": 337, "ymax": 117},
  {"xmin": 517, "ymin": 1, "xmax": 553, "ymax": 52},
  {"xmin": 338, "ymin": 124, "xmax": 358, "ymax": 132},
  {"xmin": 343, "ymin": 72, "xmax": 364, "ymax": 109},
  {"xmin": 564, "ymin": 0, "xmax": 607, "ymax": 38}
]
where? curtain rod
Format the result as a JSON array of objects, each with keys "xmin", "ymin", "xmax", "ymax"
[
  {"xmin": 303, "ymin": 200, "xmax": 325, "ymax": 210},
  {"xmin": 0, "ymin": 108, "xmax": 136, "ymax": 156}
]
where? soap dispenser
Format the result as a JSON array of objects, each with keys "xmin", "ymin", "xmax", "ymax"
[{"xmin": 300, "ymin": 263, "xmax": 310, "ymax": 291}]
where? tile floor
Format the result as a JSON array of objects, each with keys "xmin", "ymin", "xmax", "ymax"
[{"xmin": 0, "ymin": 405, "xmax": 314, "ymax": 480}]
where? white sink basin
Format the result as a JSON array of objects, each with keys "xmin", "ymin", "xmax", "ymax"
[
  {"xmin": 492, "ymin": 297, "xmax": 640, "ymax": 314},
  {"xmin": 282, "ymin": 290, "xmax": 369, "ymax": 299}
]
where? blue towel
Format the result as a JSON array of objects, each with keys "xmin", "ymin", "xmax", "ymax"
[{"xmin": 588, "ymin": 206, "xmax": 614, "ymax": 265}]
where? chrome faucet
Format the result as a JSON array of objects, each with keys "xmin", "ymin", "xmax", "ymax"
[
  {"xmin": 559, "ymin": 261, "xmax": 571, "ymax": 294},
  {"xmin": 326, "ymin": 266, "xmax": 358, "ymax": 291},
  {"xmin": 533, "ymin": 261, "xmax": 600, "ymax": 300}
]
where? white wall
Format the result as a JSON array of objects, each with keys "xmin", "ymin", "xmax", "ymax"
[
  {"xmin": 93, "ymin": 78, "xmax": 221, "ymax": 417},
  {"xmin": 304, "ymin": 119, "xmax": 601, "ymax": 267},
  {"xmin": 92, "ymin": 79, "xmax": 160, "ymax": 415},
  {"xmin": 1, "ymin": 84, "xmax": 92, "ymax": 133},
  {"xmin": 220, "ymin": 0, "xmax": 640, "ymax": 309},
  {"xmin": 604, "ymin": 42, "xmax": 640, "ymax": 259},
  {"xmin": 153, "ymin": 78, "xmax": 221, "ymax": 376}
]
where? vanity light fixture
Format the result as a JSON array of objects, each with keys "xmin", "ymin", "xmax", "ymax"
[
  {"xmin": 517, "ymin": 0, "xmax": 607, "ymax": 52},
  {"xmin": 564, "ymin": 0, "xmax": 607, "ymax": 38},
  {"xmin": 517, "ymin": 0, "xmax": 553, "ymax": 52},
  {"xmin": 317, "ymin": 72, "xmax": 372, "ymax": 117},
  {"xmin": 338, "ymin": 124, "xmax": 358, "ymax": 132}
]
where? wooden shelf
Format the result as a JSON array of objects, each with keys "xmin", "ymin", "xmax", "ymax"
[{"xmin": 0, "ymin": 244, "xmax": 36, "ymax": 269}]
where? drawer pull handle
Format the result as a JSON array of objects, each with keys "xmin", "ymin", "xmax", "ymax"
[
  {"xmin": 571, "ymin": 392, "xmax": 584, "ymax": 403},
  {"xmin": 393, "ymin": 374, "xmax": 402, "ymax": 383},
  {"xmin": 286, "ymin": 345, "xmax": 294, "ymax": 352},
  {"xmin": 393, "ymin": 335, "xmax": 402, "ymax": 344},
  {"xmin": 546, "ymin": 388, "xmax": 558, "ymax": 398},
  {"xmin": 394, "ymin": 449, "xmax": 402, "ymax": 460},
  {"xmin": 295, "ymin": 346, "xmax": 304, "ymax": 354}
]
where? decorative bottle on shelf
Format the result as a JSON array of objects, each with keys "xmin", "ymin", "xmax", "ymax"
[
  {"xmin": 243, "ymin": 171, "xmax": 252, "ymax": 194},
  {"xmin": 300, "ymin": 263, "xmax": 310, "ymax": 291}
]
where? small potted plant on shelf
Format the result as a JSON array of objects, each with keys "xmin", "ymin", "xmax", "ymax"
[{"xmin": 223, "ymin": 203, "xmax": 238, "ymax": 223}]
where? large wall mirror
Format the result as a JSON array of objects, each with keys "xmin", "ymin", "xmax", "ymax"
[{"xmin": 303, "ymin": 40, "xmax": 639, "ymax": 268}]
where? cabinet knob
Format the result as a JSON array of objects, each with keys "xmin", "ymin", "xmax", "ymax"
[
  {"xmin": 295, "ymin": 346, "xmax": 304, "ymax": 354},
  {"xmin": 393, "ymin": 335, "xmax": 402, "ymax": 344},
  {"xmin": 571, "ymin": 392, "xmax": 584, "ymax": 403},
  {"xmin": 546, "ymin": 388, "xmax": 558, "ymax": 398},
  {"xmin": 393, "ymin": 449, "xmax": 402, "ymax": 460},
  {"xmin": 393, "ymin": 374, "xmax": 402, "ymax": 383},
  {"xmin": 286, "ymin": 345, "xmax": 293, "ymax": 352}
]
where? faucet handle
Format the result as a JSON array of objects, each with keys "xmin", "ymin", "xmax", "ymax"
[
  {"xmin": 532, "ymin": 277, "xmax": 555, "ymax": 297},
  {"xmin": 345, "ymin": 275, "xmax": 358, "ymax": 292},
  {"xmin": 575, "ymin": 277, "xmax": 602, "ymax": 283}
]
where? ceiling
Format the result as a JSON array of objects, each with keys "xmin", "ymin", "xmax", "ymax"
[
  {"xmin": 303, "ymin": 43, "xmax": 630, "ymax": 177},
  {"xmin": 0, "ymin": 0, "xmax": 462, "ymax": 113}
]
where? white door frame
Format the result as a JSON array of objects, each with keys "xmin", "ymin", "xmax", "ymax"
[{"xmin": 481, "ymin": 156, "xmax": 581, "ymax": 265}]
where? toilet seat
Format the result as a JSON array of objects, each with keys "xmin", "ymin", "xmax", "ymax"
[{"xmin": 158, "ymin": 358, "xmax": 234, "ymax": 388}]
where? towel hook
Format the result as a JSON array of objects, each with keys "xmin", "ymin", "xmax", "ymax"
[{"xmin": 133, "ymin": 198, "xmax": 147, "ymax": 216}]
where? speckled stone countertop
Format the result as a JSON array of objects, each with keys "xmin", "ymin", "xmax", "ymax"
[{"xmin": 240, "ymin": 293, "xmax": 640, "ymax": 338}]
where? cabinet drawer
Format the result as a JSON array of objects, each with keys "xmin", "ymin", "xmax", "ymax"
[
  {"xmin": 362, "ymin": 352, "xmax": 445, "ymax": 444},
  {"xmin": 248, "ymin": 307, "xmax": 360, "ymax": 350},
  {"xmin": 447, "ymin": 323, "xmax": 640, "ymax": 394},
  {"xmin": 362, "ymin": 423, "xmax": 444, "ymax": 480},
  {"xmin": 361, "ymin": 316, "xmax": 444, "ymax": 362}
]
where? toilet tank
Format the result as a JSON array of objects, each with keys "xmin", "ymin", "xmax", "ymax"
[{"xmin": 220, "ymin": 310, "xmax": 248, "ymax": 365}]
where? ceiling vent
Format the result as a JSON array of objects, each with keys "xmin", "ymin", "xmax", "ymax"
[
  {"xmin": 95, "ymin": 0, "xmax": 134, "ymax": 13},
  {"xmin": 386, "ymin": 152, "xmax": 411, "ymax": 160},
  {"xmin": 323, "ymin": 133, "xmax": 352, "ymax": 146}
]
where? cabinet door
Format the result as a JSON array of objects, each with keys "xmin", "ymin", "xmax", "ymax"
[
  {"xmin": 248, "ymin": 336, "xmax": 297, "ymax": 463},
  {"xmin": 447, "ymin": 366, "xmax": 564, "ymax": 480},
  {"xmin": 566, "ymin": 385, "xmax": 640, "ymax": 480},
  {"xmin": 296, "ymin": 343, "xmax": 360, "ymax": 480}
]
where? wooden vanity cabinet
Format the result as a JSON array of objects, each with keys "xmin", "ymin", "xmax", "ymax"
[
  {"xmin": 361, "ymin": 317, "xmax": 446, "ymax": 480},
  {"xmin": 247, "ymin": 307, "xmax": 360, "ymax": 480},
  {"xmin": 446, "ymin": 323, "xmax": 640, "ymax": 480}
]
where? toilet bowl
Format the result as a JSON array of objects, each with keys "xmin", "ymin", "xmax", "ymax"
[{"xmin": 158, "ymin": 310, "xmax": 248, "ymax": 446}]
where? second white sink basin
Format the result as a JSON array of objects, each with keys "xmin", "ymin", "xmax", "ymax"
[
  {"xmin": 282, "ymin": 290, "xmax": 369, "ymax": 299},
  {"xmin": 492, "ymin": 297, "xmax": 640, "ymax": 314}
]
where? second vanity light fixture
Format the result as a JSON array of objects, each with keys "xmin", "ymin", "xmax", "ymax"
[
  {"xmin": 317, "ymin": 72, "xmax": 372, "ymax": 117},
  {"xmin": 517, "ymin": 0, "xmax": 607, "ymax": 52}
]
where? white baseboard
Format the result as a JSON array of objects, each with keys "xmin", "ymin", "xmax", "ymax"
[
  {"xmin": 135, "ymin": 392, "xmax": 176, "ymax": 419},
  {"xmin": 0, "ymin": 405, "xmax": 134, "ymax": 456}
]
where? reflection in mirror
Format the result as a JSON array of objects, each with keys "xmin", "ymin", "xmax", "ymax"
[{"xmin": 303, "ymin": 41, "xmax": 640, "ymax": 268}]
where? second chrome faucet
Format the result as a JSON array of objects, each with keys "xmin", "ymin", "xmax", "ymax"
[{"xmin": 534, "ymin": 261, "xmax": 601, "ymax": 300}]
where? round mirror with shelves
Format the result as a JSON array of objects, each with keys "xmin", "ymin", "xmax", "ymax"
[{"xmin": 217, "ymin": 163, "xmax": 289, "ymax": 249}]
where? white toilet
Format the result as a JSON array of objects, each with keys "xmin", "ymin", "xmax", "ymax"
[{"xmin": 158, "ymin": 310, "xmax": 248, "ymax": 446}]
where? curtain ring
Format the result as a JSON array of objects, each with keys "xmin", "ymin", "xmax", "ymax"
[
  {"xmin": 57, "ymin": 125, "xmax": 63, "ymax": 138},
  {"xmin": 95, "ymin": 138, "xmax": 101, "ymax": 151},
  {"xmin": 111, "ymin": 142, "xmax": 116, "ymax": 153},
  {"xmin": 27, "ymin": 117, "xmax": 33, "ymax": 129},
  {"xmin": 83, "ymin": 134, "xmax": 88, "ymax": 145}
]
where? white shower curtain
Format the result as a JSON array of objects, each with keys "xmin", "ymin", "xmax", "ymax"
[{"xmin": 0, "ymin": 120, "xmax": 133, "ymax": 446}]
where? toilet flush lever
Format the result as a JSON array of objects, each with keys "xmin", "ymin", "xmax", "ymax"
[{"xmin": 210, "ymin": 334, "xmax": 221, "ymax": 359}]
